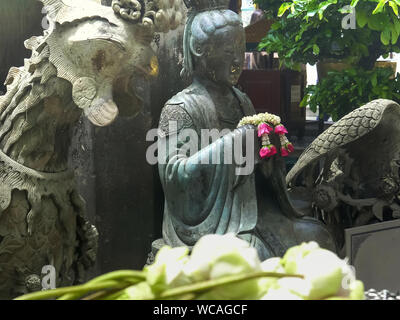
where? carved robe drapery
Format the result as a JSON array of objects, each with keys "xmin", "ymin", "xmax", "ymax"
[
  {"xmin": 158, "ymin": 81, "xmax": 337, "ymax": 259},
  {"xmin": 158, "ymin": 80, "xmax": 266, "ymax": 249}
]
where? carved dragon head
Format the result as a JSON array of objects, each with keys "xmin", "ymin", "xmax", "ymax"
[{"xmin": 34, "ymin": 0, "xmax": 184, "ymax": 126}]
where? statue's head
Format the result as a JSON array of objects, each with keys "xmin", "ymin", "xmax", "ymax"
[
  {"xmin": 181, "ymin": 0, "xmax": 245, "ymax": 86},
  {"xmin": 36, "ymin": 0, "xmax": 184, "ymax": 126}
]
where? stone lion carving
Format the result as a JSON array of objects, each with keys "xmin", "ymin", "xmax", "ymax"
[
  {"xmin": 287, "ymin": 99, "xmax": 400, "ymax": 256},
  {"xmin": 0, "ymin": 0, "xmax": 183, "ymax": 298}
]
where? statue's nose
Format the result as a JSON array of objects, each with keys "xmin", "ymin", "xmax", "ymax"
[
  {"xmin": 231, "ymin": 58, "xmax": 242, "ymax": 74},
  {"xmin": 233, "ymin": 54, "xmax": 244, "ymax": 67}
]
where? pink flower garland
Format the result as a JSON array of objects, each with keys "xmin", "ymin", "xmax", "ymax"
[
  {"xmin": 274, "ymin": 125, "xmax": 288, "ymax": 135},
  {"xmin": 258, "ymin": 123, "xmax": 273, "ymax": 136},
  {"xmin": 257, "ymin": 123, "xmax": 294, "ymax": 159},
  {"xmin": 258, "ymin": 123, "xmax": 275, "ymax": 159}
]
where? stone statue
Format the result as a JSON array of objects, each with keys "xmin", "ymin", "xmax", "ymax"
[
  {"xmin": 157, "ymin": 0, "xmax": 336, "ymax": 261},
  {"xmin": 287, "ymin": 99, "xmax": 400, "ymax": 256},
  {"xmin": 0, "ymin": 0, "xmax": 183, "ymax": 298}
]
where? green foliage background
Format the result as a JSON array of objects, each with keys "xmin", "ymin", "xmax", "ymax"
[
  {"xmin": 301, "ymin": 67, "xmax": 400, "ymax": 120},
  {"xmin": 253, "ymin": 0, "xmax": 400, "ymax": 120}
]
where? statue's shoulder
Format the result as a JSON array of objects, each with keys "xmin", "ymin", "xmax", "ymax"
[
  {"xmin": 158, "ymin": 85, "xmax": 201, "ymax": 137},
  {"xmin": 165, "ymin": 83, "xmax": 205, "ymax": 107}
]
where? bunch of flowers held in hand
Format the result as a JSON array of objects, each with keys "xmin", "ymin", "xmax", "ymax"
[
  {"xmin": 15, "ymin": 234, "xmax": 364, "ymax": 300},
  {"xmin": 238, "ymin": 112, "xmax": 294, "ymax": 159}
]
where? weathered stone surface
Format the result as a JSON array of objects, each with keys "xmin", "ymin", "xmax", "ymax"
[
  {"xmin": 287, "ymin": 99, "xmax": 400, "ymax": 254},
  {"xmin": 0, "ymin": 0, "xmax": 185, "ymax": 298}
]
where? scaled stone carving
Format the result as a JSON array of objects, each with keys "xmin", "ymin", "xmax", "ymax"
[
  {"xmin": 0, "ymin": 0, "xmax": 183, "ymax": 298},
  {"xmin": 287, "ymin": 99, "xmax": 400, "ymax": 256},
  {"xmin": 156, "ymin": 0, "xmax": 336, "ymax": 261}
]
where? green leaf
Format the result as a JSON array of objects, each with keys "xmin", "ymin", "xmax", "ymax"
[
  {"xmin": 318, "ymin": 2, "xmax": 334, "ymax": 19},
  {"xmin": 302, "ymin": 43, "xmax": 313, "ymax": 53},
  {"xmin": 356, "ymin": 9, "xmax": 368, "ymax": 28},
  {"xmin": 300, "ymin": 96, "xmax": 309, "ymax": 107},
  {"xmin": 368, "ymin": 14, "xmax": 383, "ymax": 30},
  {"xmin": 373, "ymin": 0, "xmax": 388, "ymax": 14},
  {"xmin": 270, "ymin": 21, "xmax": 281, "ymax": 30},
  {"xmin": 307, "ymin": 9, "xmax": 318, "ymax": 17},
  {"xmin": 350, "ymin": 0, "xmax": 359, "ymax": 6},
  {"xmin": 278, "ymin": 3, "xmax": 292, "ymax": 17},
  {"xmin": 395, "ymin": 18, "xmax": 400, "ymax": 34},
  {"xmin": 389, "ymin": 0, "xmax": 399, "ymax": 15},
  {"xmin": 381, "ymin": 29, "xmax": 391, "ymax": 45},
  {"xmin": 313, "ymin": 44, "xmax": 320, "ymax": 55}
]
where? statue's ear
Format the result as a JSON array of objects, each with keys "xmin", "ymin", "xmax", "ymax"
[{"xmin": 189, "ymin": 37, "xmax": 206, "ymax": 57}]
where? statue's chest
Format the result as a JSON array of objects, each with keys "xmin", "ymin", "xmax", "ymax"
[{"xmin": 215, "ymin": 96, "xmax": 244, "ymax": 130}]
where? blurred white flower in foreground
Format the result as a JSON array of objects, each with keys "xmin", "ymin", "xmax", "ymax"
[
  {"xmin": 280, "ymin": 242, "xmax": 364, "ymax": 300},
  {"xmin": 127, "ymin": 234, "xmax": 365, "ymax": 300}
]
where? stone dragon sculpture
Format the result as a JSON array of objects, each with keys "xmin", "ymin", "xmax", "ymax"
[
  {"xmin": 0, "ymin": 0, "xmax": 183, "ymax": 298},
  {"xmin": 287, "ymin": 99, "xmax": 400, "ymax": 256}
]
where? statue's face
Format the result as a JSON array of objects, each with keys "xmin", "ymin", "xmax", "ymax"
[{"xmin": 198, "ymin": 24, "xmax": 245, "ymax": 87}]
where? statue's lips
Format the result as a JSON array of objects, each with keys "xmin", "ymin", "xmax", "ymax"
[{"xmin": 230, "ymin": 72, "xmax": 241, "ymax": 84}]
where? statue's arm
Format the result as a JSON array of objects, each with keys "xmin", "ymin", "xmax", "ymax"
[{"xmin": 157, "ymin": 104, "xmax": 257, "ymax": 225}]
